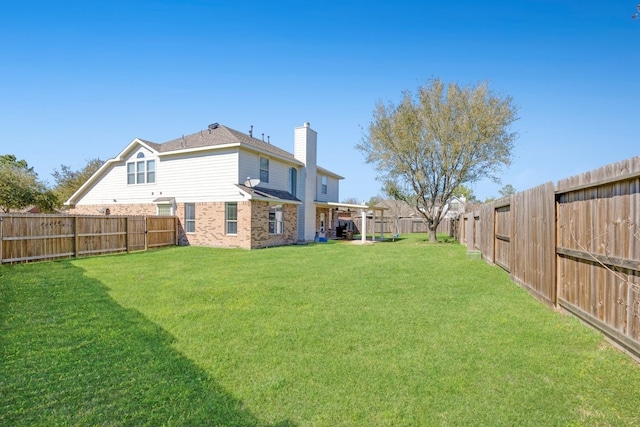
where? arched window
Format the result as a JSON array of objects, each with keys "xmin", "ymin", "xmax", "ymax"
[
  {"xmin": 289, "ymin": 168, "xmax": 297, "ymax": 197},
  {"xmin": 127, "ymin": 152, "xmax": 156, "ymax": 184}
]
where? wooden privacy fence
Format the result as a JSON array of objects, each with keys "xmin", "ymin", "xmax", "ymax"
[
  {"xmin": 370, "ymin": 217, "xmax": 454, "ymax": 236},
  {"xmin": 0, "ymin": 214, "xmax": 178, "ymax": 264},
  {"xmin": 461, "ymin": 155, "xmax": 640, "ymax": 358}
]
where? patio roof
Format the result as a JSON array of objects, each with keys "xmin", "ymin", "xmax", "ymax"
[
  {"xmin": 236, "ymin": 184, "xmax": 302, "ymax": 205},
  {"xmin": 314, "ymin": 201, "xmax": 388, "ymax": 211},
  {"xmin": 315, "ymin": 201, "xmax": 388, "ymax": 243}
]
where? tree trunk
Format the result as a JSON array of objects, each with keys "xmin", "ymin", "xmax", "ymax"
[{"xmin": 428, "ymin": 226, "xmax": 437, "ymax": 242}]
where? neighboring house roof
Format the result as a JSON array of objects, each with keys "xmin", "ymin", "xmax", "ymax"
[
  {"xmin": 373, "ymin": 197, "xmax": 466, "ymax": 219},
  {"xmin": 445, "ymin": 196, "xmax": 466, "ymax": 218},
  {"xmin": 10, "ymin": 205, "xmax": 41, "ymax": 214},
  {"xmin": 373, "ymin": 199, "xmax": 421, "ymax": 218}
]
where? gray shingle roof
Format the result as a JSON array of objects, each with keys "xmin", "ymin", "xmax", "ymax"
[
  {"xmin": 145, "ymin": 125, "xmax": 297, "ymax": 161},
  {"xmin": 236, "ymin": 184, "xmax": 301, "ymax": 203}
]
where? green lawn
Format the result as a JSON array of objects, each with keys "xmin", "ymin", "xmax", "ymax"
[{"xmin": 2, "ymin": 234, "xmax": 640, "ymax": 426}]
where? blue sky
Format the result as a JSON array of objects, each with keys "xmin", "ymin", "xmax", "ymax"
[{"xmin": 1, "ymin": 0, "xmax": 638, "ymax": 202}]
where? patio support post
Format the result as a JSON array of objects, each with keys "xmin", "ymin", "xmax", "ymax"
[{"xmin": 361, "ymin": 208, "xmax": 366, "ymax": 243}]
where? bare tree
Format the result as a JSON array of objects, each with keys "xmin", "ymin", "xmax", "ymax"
[
  {"xmin": 341, "ymin": 196, "xmax": 362, "ymax": 205},
  {"xmin": 357, "ymin": 78, "xmax": 518, "ymax": 242}
]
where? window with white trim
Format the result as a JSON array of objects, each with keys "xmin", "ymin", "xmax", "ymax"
[
  {"xmin": 260, "ymin": 157, "xmax": 269, "ymax": 183},
  {"xmin": 321, "ymin": 175, "xmax": 327, "ymax": 194},
  {"xmin": 136, "ymin": 161, "xmax": 145, "ymax": 183},
  {"xmin": 127, "ymin": 162, "xmax": 135, "ymax": 184},
  {"xmin": 157, "ymin": 204, "xmax": 173, "ymax": 216},
  {"xmin": 226, "ymin": 202, "xmax": 238, "ymax": 235},
  {"xmin": 269, "ymin": 205, "xmax": 284, "ymax": 235},
  {"xmin": 289, "ymin": 167, "xmax": 297, "ymax": 197},
  {"xmin": 185, "ymin": 203, "xmax": 196, "ymax": 233},
  {"xmin": 126, "ymin": 152, "xmax": 156, "ymax": 184},
  {"xmin": 146, "ymin": 160, "xmax": 155, "ymax": 183}
]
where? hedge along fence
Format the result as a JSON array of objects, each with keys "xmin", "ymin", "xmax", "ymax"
[
  {"xmin": 0, "ymin": 214, "xmax": 178, "ymax": 264},
  {"xmin": 461, "ymin": 155, "xmax": 640, "ymax": 359}
]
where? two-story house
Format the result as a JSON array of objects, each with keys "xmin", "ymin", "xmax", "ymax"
[{"xmin": 65, "ymin": 122, "xmax": 343, "ymax": 249}]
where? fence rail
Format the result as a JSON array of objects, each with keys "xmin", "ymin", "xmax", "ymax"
[
  {"xmin": 0, "ymin": 214, "xmax": 177, "ymax": 264},
  {"xmin": 369, "ymin": 217, "xmax": 455, "ymax": 236},
  {"xmin": 461, "ymin": 155, "xmax": 640, "ymax": 359}
]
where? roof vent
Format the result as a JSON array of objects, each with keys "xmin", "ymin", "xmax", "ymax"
[{"xmin": 208, "ymin": 123, "xmax": 219, "ymax": 130}]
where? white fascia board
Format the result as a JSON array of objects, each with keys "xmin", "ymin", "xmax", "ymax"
[
  {"xmin": 316, "ymin": 166, "xmax": 344, "ymax": 180},
  {"xmin": 318, "ymin": 201, "xmax": 367, "ymax": 209},
  {"xmin": 64, "ymin": 158, "xmax": 114, "ymax": 206},
  {"xmin": 65, "ymin": 138, "xmax": 157, "ymax": 206},
  {"xmin": 157, "ymin": 143, "xmax": 305, "ymax": 167},
  {"xmin": 240, "ymin": 145, "xmax": 304, "ymax": 166},
  {"xmin": 253, "ymin": 196, "xmax": 302, "ymax": 205},
  {"xmin": 112, "ymin": 138, "xmax": 159, "ymax": 161},
  {"xmin": 317, "ymin": 201, "xmax": 389, "ymax": 211},
  {"xmin": 156, "ymin": 142, "xmax": 241, "ymax": 158}
]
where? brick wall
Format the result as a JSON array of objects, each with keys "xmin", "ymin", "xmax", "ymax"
[
  {"xmin": 175, "ymin": 201, "xmax": 251, "ymax": 249},
  {"xmin": 69, "ymin": 204, "xmax": 156, "ymax": 216},
  {"xmin": 249, "ymin": 201, "xmax": 298, "ymax": 249},
  {"xmin": 69, "ymin": 200, "xmax": 299, "ymax": 249}
]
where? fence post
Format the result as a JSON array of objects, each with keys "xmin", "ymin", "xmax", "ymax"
[
  {"xmin": 0, "ymin": 216, "xmax": 3, "ymax": 264},
  {"xmin": 174, "ymin": 216, "xmax": 179, "ymax": 246},
  {"xmin": 144, "ymin": 216, "xmax": 148, "ymax": 251},
  {"xmin": 508, "ymin": 194, "xmax": 516, "ymax": 275},
  {"xmin": 125, "ymin": 217, "xmax": 130, "ymax": 253},
  {"xmin": 74, "ymin": 216, "xmax": 79, "ymax": 258}
]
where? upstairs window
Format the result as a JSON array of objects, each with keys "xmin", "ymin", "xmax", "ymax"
[
  {"xmin": 146, "ymin": 160, "xmax": 156, "ymax": 183},
  {"xmin": 127, "ymin": 152, "xmax": 156, "ymax": 184},
  {"xmin": 321, "ymin": 175, "xmax": 327, "ymax": 194},
  {"xmin": 269, "ymin": 205, "xmax": 284, "ymax": 235},
  {"xmin": 136, "ymin": 161, "xmax": 145, "ymax": 183},
  {"xmin": 260, "ymin": 157, "xmax": 269, "ymax": 183},
  {"xmin": 127, "ymin": 163, "xmax": 135, "ymax": 184},
  {"xmin": 289, "ymin": 167, "xmax": 297, "ymax": 197}
]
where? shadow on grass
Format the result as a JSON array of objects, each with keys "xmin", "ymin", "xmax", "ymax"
[
  {"xmin": 379, "ymin": 236, "xmax": 406, "ymax": 243},
  {"xmin": 0, "ymin": 261, "xmax": 294, "ymax": 427}
]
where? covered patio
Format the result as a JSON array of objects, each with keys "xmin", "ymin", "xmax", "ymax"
[{"xmin": 315, "ymin": 202, "xmax": 388, "ymax": 243}]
